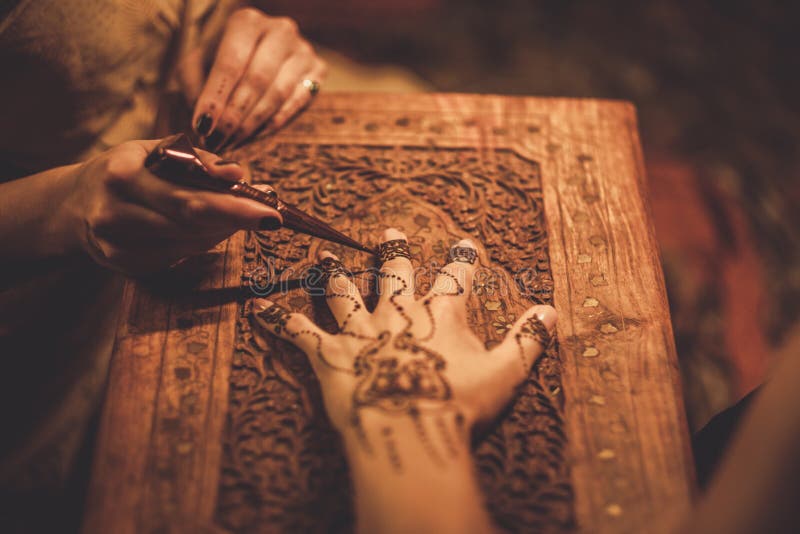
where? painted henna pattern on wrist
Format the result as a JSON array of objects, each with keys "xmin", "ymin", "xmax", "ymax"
[
  {"xmin": 382, "ymin": 427, "xmax": 403, "ymax": 473},
  {"xmin": 448, "ymin": 245, "xmax": 478, "ymax": 264},
  {"xmin": 377, "ymin": 239, "xmax": 412, "ymax": 263}
]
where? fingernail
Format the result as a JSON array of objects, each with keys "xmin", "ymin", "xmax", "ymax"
[
  {"xmin": 317, "ymin": 250, "xmax": 339, "ymax": 261},
  {"xmin": 259, "ymin": 217, "xmax": 282, "ymax": 231},
  {"xmin": 381, "ymin": 228, "xmax": 407, "ymax": 242},
  {"xmin": 534, "ymin": 305, "xmax": 558, "ymax": 331},
  {"xmin": 253, "ymin": 298, "xmax": 272, "ymax": 311},
  {"xmin": 214, "ymin": 159, "xmax": 240, "ymax": 166},
  {"xmin": 196, "ymin": 113, "xmax": 213, "ymax": 136},
  {"xmin": 205, "ymin": 130, "xmax": 225, "ymax": 152}
]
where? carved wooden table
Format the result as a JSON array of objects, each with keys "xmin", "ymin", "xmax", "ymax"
[{"xmin": 84, "ymin": 94, "xmax": 694, "ymax": 533}]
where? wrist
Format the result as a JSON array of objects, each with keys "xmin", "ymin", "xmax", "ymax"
[
  {"xmin": 340, "ymin": 408, "xmax": 495, "ymax": 533},
  {"xmin": 341, "ymin": 407, "xmax": 472, "ymax": 469},
  {"xmin": 47, "ymin": 163, "xmax": 85, "ymax": 256},
  {"xmin": 0, "ymin": 162, "xmax": 85, "ymax": 261}
]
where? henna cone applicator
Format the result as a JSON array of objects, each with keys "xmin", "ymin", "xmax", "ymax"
[{"xmin": 145, "ymin": 134, "xmax": 374, "ymax": 254}]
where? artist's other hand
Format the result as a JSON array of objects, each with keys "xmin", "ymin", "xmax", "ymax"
[
  {"xmin": 251, "ymin": 228, "xmax": 556, "ymax": 445},
  {"xmin": 191, "ymin": 8, "xmax": 327, "ymax": 151},
  {"xmin": 59, "ymin": 139, "xmax": 281, "ymax": 276}
]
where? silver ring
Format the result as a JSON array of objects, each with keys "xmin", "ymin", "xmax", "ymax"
[{"xmin": 302, "ymin": 78, "xmax": 320, "ymax": 97}]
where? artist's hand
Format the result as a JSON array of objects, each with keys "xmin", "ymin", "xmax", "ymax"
[
  {"xmin": 190, "ymin": 8, "xmax": 327, "ymax": 151},
  {"xmin": 58, "ymin": 139, "xmax": 281, "ymax": 276}
]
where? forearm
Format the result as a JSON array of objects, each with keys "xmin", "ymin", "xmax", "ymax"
[
  {"xmin": 684, "ymin": 343, "xmax": 800, "ymax": 533},
  {"xmin": 0, "ymin": 163, "xmax": 81, "ymax": 261},
  {"xmin": 341, "ymin": 411, "xmax": 496, "ymax": 534}
]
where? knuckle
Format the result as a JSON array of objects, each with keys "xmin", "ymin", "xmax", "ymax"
[
  {"xmin": 104, "ymin": 155, "xmax": 138, "ymax": 188},
  {"xmin": 216, "ymin": 58, "xmax": 244, "ymax": 78},
  {"xmin": 285, "ymin": 313, "xmax": 310, "ymax": 332},
  {"xmin": 298, "ymin": 41, "xmax": 313, "ymax": 56},
  {"xmin": 177, "ymin": 196, "xmax": 208, "ymax": 222},
  {"xmin": 231, "ymin": 7, "xmax": 263, "ymax": 25},
  {"xmin": 246, "ymin": 71, "xmax": 272, "ymax": 93},
  {"xmin": 102, "ymin": 245, "xmax": 124, "ymax": 264},
  {"xmin": 275, "ymin": 83, "xmax": 293, "ymax": 101},
  {"xmin": 218, "ymin": 111, "xmax": 242, "ymax": 132},
  {"xmin": 274, "ymin": 16, "xmax": 298, "ymax": 35},
  {"xmin": 90, "ymin": 206, "xmax": 117, "ymax": 236},
  {"xmin": 266, "ymin": 92, "xmax": 284, "ymax": 111}
]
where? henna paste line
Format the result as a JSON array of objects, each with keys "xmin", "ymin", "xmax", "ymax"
[
  {"xmin": 324, "ymin": 291, "xmax": 362, "ymax": 332},
  {"xmin": 256, "ymin": 303, "xmax": 354, "ymax": 374},
  {"xmin": 351, "ymin": 412, "xmax": 374, "ymax": 455},
  {"xmin": 435, "ymin": 415, "xmax": 459, "ymax": 458},
  {"xmin": 514, "ymin": 315, "xmax": 553, "ymax": 372},
  {"xmin": 382, "ymin": 427, "xmax": 403, "ymax": 473},
  {"xmin": 408, "ymin": 407, "xmax": 445, "ymax": 467}
]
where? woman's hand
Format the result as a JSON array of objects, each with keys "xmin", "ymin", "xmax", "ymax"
[
  {"xmin": 250, "ymin": 228, "xmax": 556, "ymax": 533},
  {"xmin": 191, "ymin": 8, "xmax": 327, "ymax": 151},
  {"xmin": 58, "ymin": 139, "xmax": 281, "ymax": 276}
]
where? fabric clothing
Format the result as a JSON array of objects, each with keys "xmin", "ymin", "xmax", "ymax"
[
  {"xmin": 0, "ymin": 0, "xmax": 232, "ymax": 178},
  {"xmin": 0, "ymin": 0, "xmax": 235, "ymax": 507},
  {"xmin": 692, "ymin": 387, "xmax": 760, "ymax": 488}
]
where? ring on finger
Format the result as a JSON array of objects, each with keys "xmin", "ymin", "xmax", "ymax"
[
  {"xmin": 378, "ymin": 239, "xmax": 412, "ymax": 264},
  {"xmin": 302, "ymin": 78, "xmax": 321, "ymax": 97},
  {"xmin": 448, "ymin": 245, "xmax": 478, "ymax": 264}
]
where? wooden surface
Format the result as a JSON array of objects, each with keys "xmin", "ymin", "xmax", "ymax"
[{"xmin": 84, "ymin": 93, "xmax": 694, "ymax": 533}]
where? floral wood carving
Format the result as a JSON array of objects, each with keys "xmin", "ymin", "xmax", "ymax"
[{"xmin": 215, "ymin": 143, "xmax": 574, "ymax": 532}]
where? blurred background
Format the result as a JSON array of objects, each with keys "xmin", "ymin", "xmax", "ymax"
[{"xmin": 264, "ymin": 0, "xmax": 800, "ymax": 430}]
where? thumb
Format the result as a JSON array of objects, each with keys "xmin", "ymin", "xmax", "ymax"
[
  {"xmin": 474, "ymin": 305, "xmax": 556, "ymax": 421},
  {"xmin": 194, "ymin": 149, "xmax": 245, "ymax": 182},
  {"xmin": 492, "ymin": 304, "xmax": 557, "ymax": 372}
]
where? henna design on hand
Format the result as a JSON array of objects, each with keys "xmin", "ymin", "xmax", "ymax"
[
  {"xmin": 448, "ymin": 245, "xmax": 478, "ymax": 264},
  {"xmin": 256, "ymin": 302, "xmax": 354, "ymax": 374},
  {"xmin": 324, "ymin": 292, "xmax": 363, "ymax": 333},
  {"xmin": 514, "ymin": 315, "xmax": 553, "ymax": 370},
  {"xmin": 256, "ymin": 303, "xmax": 292, "ymax": 334},
  {"xmin": 382, "ymin": 427, "xmax": 403, "ymax": 473},
  {"xmin": 521, "ymin": 315, "xmax": 552, "ymax": 347},
  {"xmin": 435, "ymin": 416, "xmax": 459, "ymax": 459},
  {"xmin": 318, "ymin": 256, "xmax": 350, "ymax": 281},
  {"xmin": 352, "ymin": 331, "xmax": 451, "ymax": 413},
  {"xmin": 254, "ymin": 241, "xmax": 484, "ymax": 469},
  {"xmin": 306, "ymin": 256, "xmax": 351, "ymax": 290},
  {"xmin": 377, "ymin": 239, "xmax": 412, "ymax": 263}
]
